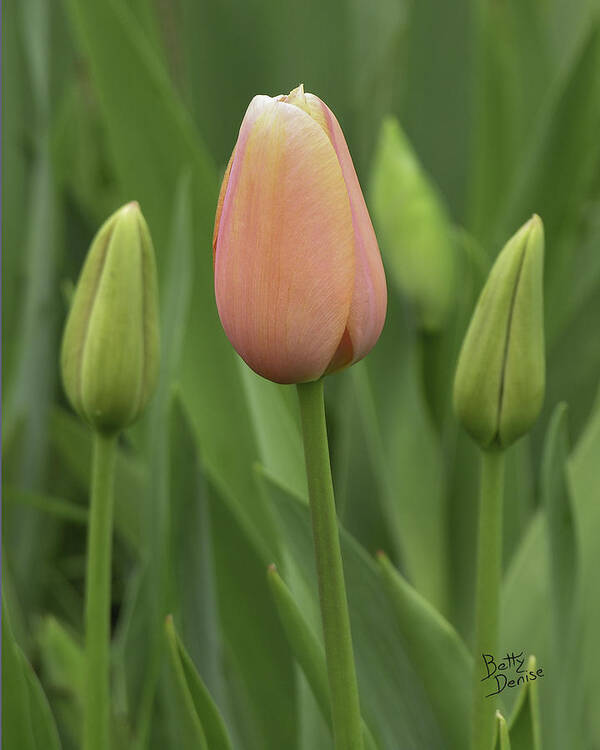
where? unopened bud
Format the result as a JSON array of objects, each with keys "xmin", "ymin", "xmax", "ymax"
[
  {"xmin": 453, "ymin": 215, "xmax": 545, "ymax": 449},
  {"xmin": 61, "ymin": 202, "xmax": 160, "ymax": 434}
]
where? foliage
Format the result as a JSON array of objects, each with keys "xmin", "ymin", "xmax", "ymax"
[{"xmin": 2, "ymin": 0, "xmax": 600, "ymax": 747}]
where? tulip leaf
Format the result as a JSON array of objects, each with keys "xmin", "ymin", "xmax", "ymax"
[
  {"xmin": 494, "ymin": 21, "xmax": 600, "ymax": 341},
  {"xmin": 3, "ymin": 486, "xmax": 88, "ymax": 524},
  {"xmin": 507, "ymin": 655, "xmax": 543, "ymax": 750},
  {"xmin": 164, "ymin": 615, "xmax": 233, "ymax": 750},
  {"xmin": 2, "ymin": 595, "xmax": 62, "ymax": 750},
  {"xmin": 267, "ymin": 564, "xmax": 379, "ymax": 750},
  {"xmin": 239, "ymin": 362, "xmax": 307, "ymax": 499},
  {"xmin": 496, "ymin": 711, "xmax": 511, "ymax": 749},
  {"xmin": 540, "ymin": 403, "xmax": 578, "ymax": 643},
  {"xmin": 259, "ymin": 465, "xmax": 449, "ymax": 750},
  {"xmin": 568, "ymin": 389, "xmax": 600, "ymax": 744},
  {"xmin": 376, "ymin": 552, "xmax": 472, "ymax": 750},
  {"xmin": 350, "ymin": 311, "xmax": 448, "ymax": 613}
]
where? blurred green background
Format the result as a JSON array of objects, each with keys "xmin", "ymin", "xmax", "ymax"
[{"xmin": 2, "ymin": 0, "xmax": 600, "ymax": 748}]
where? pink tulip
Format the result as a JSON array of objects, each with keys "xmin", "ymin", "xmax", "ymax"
[{"xmin": 213, "ymin": 84, "xmax": 387, "ymax": 384}]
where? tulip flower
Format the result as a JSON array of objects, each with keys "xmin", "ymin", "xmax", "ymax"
[{"xmin": 213, "ymin": 84, "xmax": 387, "ymax": 384}]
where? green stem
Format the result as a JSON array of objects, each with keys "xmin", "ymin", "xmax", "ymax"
[
  {"xmin": 472, "ymin": 449, "xmax": 505, "ymax": 750},
  {"xmin": 84, "ymin": 432, "xmax": 117, "ymax": 750},
  {"xmin": 297, "ymin": 380, "xmax": 364, "ymax": 750}
]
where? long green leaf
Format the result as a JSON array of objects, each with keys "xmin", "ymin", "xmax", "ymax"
[
  {"xmin": 541, "ymin": 403, "xmax": 578, "ymax": 643},
  {"xmin": 260, "ymin": 466, "xmax": 448, "ymax": 750},
  {"xmin": 165, "ymin": 615, "xmax": 233, "ymax": 750},
  {"xmin": 377, "ymin": 552, "xmax": 472, "ymax": 750},
  {"xmin": 507, "ymin": 654, "xmax": 543, "ymax": 750},
  {"xmin": 496, "ymin": 711, "xmax": 511, "ymax": 749},
  {"xmin": 2, "ymin": 596, "xmax": 62, "ymax": 750},
  {"xmin": 267, "ymin": 564, "xmax": 378, "ymax": 750}
]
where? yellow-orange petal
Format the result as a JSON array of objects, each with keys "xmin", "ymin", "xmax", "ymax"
[
  {"xmin": 214, "ymin": 96, "xmax": 356, "ymax": 384},
  {"xmin": 306, "ymin": 94, "xmax": 387, "ymax": 366}
]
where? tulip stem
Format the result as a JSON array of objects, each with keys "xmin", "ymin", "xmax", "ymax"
[
  {"xmin": 472, "ymin": 449, "xmax": 505, "ymax": 750},
  {"xmin": 297, "ymin": 380, "xmax": 364, "ymax": 750},
  {"xmin": 84, "ymin": 431, "xmax": 117, "ymax": 750}
]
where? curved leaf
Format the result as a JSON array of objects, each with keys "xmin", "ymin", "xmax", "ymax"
[
  {"xmin": 267, "ymin": 564, "xmax": 378, "ymax": 750},
  {"xmin": 164, "ymin": 615, "xmax": 233, "ymax": 750},
  {"xmin": 377, "ymin": 552, "xmax": 472, "ymax": 750}
]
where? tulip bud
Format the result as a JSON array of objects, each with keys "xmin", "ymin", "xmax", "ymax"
[
  {"xmin": 213, "ymin": 84, "xmax": 387, "ymax": 384},
  {"xmin": 453, "ymin": 215, "xmax": 545, "ymax": 449},
  {"xmin": 61, "ymin": 202, "xmax": 160, "ymax": 434},
  {"xmin": 370, "ymin": 117, "xmax": 455, "ymax": 331}
]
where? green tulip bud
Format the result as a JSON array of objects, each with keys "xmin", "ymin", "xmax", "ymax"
[
  {"xmin": 61, "ymin": 202, "xmax": 160, "ymax": 435},
  {"xmin": 370, "ymin": 116, "xmax": 455, "ymax": 331},
  {"xmin": 453, "ymin": 215, "xmax": 545, "ymax": 450}
]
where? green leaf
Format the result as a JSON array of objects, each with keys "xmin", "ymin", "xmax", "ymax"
[
  {"xmin": 353, "ymin": 308, "xmax": 448, "ymax": 613},
  {"xmin": 376, "ymin": 552, "xmax": 472, "ymax": 750},
  {"xmin": 507, "ymin": 654, "xmax": 543, "ymax": 750},
  {"xmin": 496, "ymin": 711, "xmax": 511, "ymax": 749},
  {"xmin": 540, "ymin": 403, "xmax": 578, "ymax": 643},
  {"xmin": 267, "ymin": 564, "xmax": 378, "ymax": 750},
  {"xmin": 259, "ymin": 466, "xmax": 448, "ymax": 750},
  {"xmin": 164, "ymin": 615, "xmax": 233, "ymax": 750},
  {"xmin": 210, "ymin": 481, "xmax": 298, "ymax": 749},
  {"xmin": 568, "ymin": 387, "xmax": 600, "ymax": 745},
  {"xmin": 2, "ymin": 595, "xmax": 62, "ymax": 750},
  {"xmin": 494, "ymin": 22, "xmax": 600, "ymax": 340},
  {"xmin": 37, "ymin": 615, "xmax": 84, "ymax": 701},
  {"xmin": 3, "ymin": 486, "xmax": 88, "ymax": 524}
]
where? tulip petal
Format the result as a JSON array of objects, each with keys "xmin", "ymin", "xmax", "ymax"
[
  {"xmin": 307, "ymin": 94, "xmax": 387, "ymax": 364},
  {"xmin": 215, "ymin": 96, "xmax": 356, "ymax": 384}
]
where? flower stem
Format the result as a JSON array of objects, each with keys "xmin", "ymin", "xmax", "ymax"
[
  {"xmin": 297, "ymin": 380, "xmax": 364, "ymax": 750},
  {"xmin": 84, "ymin": 431, "xmax": 117, "ymax": 750},
  {"xmin": 472, "ymin": 449, "xmax": 505, "ymax": 750}
]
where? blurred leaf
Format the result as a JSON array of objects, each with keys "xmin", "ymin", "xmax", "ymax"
[
  {"xmin": 2, "ymin": 594, "xmax": 38, "ymax": 750},
  {"xmin": 507, "ymin": 655, "xmax": 543, "ymax": 750},
  {"xmin": 37, "ymin": 615, "xmax": 84, "ymax": 707},
  {"xmin": 2, "ymin": 595, "xmax": 62, "ymax": 750},
  {"xmin": 3, "ymin": 486, "xmax": 88, "ymax": 524},
  {"xmin": 467, "ymin": 0, "xmax": 550, "ymax": 239},
  {"xmin": 210, "ymin": 481, "xmax": 298, "ymax": 750},
  {"xmin": 164, "ymin": 616, "xmax": 233, "ymax": 750},
  {"xmin": 500, "ymin": 513, "xmax": 551, "ymax": 720},
  {"xmin": 496, "ymin": 711, "xmax": 511, "ymax": 750},
  {"xmin": 402, "ymin": 0, "xmax": 470, "ymax": 218},
  {"xmin": 266, "ymin": 564, "xmax": 378, "ymax": 750},
  {"xmin": 494, "ymin": 22, "xmax": 600, "ymax": 340},
  {"xmin": 540, "ymin": 403, "xmax": 578, "ymax": 643},
  {"xmin": 377, "ymin": 552, "xmax": 471, "ymax": 750},
  {"xmin": 239, "ymin": 363, "xmax": 306, "ymax": 498},
  {"xmin": 52, "ymin": 80, "xmax": 119, "ymax": 223},
  {"xmin": 259, "ymin": 467, "xmax": 448, "ymax": 750},
  {"xmin": 1, "ymin": 0, "xmax": 29, "ymax": 400},
  {"xmin": 568, "ymin": 387, "xmax": 600, "ymax": 744},
  {"xmin": 355, "ymin": 297, "xmax": 448, "ymax": 613},
  {"xmin": 49, "ymin": 408, "xmax": 145, "ymax": 554}
]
